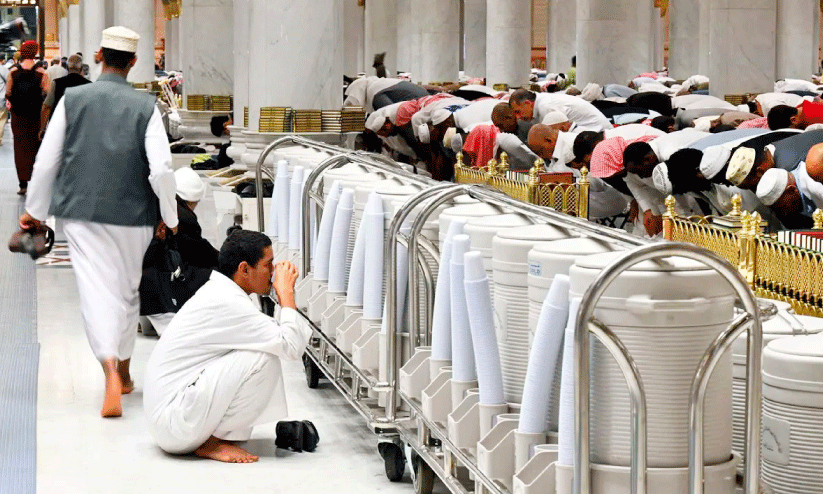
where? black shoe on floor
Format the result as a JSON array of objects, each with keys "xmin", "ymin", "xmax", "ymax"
[{"xmin": 275, "ymin": 420, "xmax": 319, "ymax": 453}]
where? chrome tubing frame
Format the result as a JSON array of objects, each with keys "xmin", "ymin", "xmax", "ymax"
[{"xmin": 574, "ymin": 242, "xmax": 762, "ymax": 494}]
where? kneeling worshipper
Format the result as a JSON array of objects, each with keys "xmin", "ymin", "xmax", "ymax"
[
  {"xmin": 19, "ymin": 26, "xmax": 178, "ymax": 418},
  {"xmin": 144, "ymin": 231, "xmax": 314, "ymax": 463},
  {"xmin": 139, "ymin": 168, "xmax": 219, "ymax": 336}
]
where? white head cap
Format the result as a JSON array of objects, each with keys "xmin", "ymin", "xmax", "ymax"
[
  {"xmin": 432, "ymin": 109, "xmax": 452, "ymax": 126},
  {"xmin": 100, "ymin": 26, "xmax": 140, "ymax": 53},
  {"xmin": 580, "ymin": 83, "xmax": 602, "ymax": 102},
  {"xmin": 442, "ymin": 127, "xmax": 457, "ymax": 148},
  {"xmin": 652, "ymin": 163, "xmax": 672, "ymax": 195},
  {"xmin": 418, "ymin": 123, "xmax": 431, "ymax": 143},
  {"xmin": 699, "ymin": 145, "xmax": 732, "ymax": 179},
  {"xmin": 365, "ymin": 112, "xmax": 387, "ymax": 133},
  {"xmin": 542, "ymin": 110, "xmax": 570, "ymax": 126},
  {"xmin": 756, "ymin": 168, "xmax": 789, "ymax": 206},
  {"xmin": 726, "ymin": 147, "xmax": 756, "ymax": 186},
  {"xmin": 175, "ymin": 167, "xmax": 206, "ymax": 202}
]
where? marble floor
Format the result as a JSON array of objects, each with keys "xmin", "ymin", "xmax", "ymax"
[{"xmin": 31, "ymin": 156, "xmax": 432, "ymax": 493}]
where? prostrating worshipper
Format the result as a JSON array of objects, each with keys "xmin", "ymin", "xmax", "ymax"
[
  {"xmin": 344, "ymin": 76, "xmax": 406, "ymax": 112},
  {"xmin": 40, "ymin": 54, "xmax": 91, "ymax": 138},
  {"xmin": 490, "ymin": 102, "xmax": 533, "ymax": 143},
  {"xmin": 7, "ymin": 40, "xmax": 49, "ymax": 195},
  {"xmin": 526, "ymin": 124, "xmax": 560, "ymax": 163},
  {"xmin": 606, "ymin": 123, "xmax": 667, "ymax": 140},
  {"xmin": 651, "ymin": 116, "xmax": 676, "ymax": 133},
  {"xmin": 724, "ymin": 129, "xmax": 823, "ymax": 190},
  {"xmin": 651, "ymin": 162, "xmax": 710, "ymax": 216},
  {"xmin": 144, "ymin": 231, "xmax": 314, "ymax": 463},
  {"xmin": 626, "ymin": 91, "xmax": 674, "ymax": 117},
  {"xmin": 672, "ymin": 94, "xmax": 737, "ymax": 112},
  {"xmin": 371, "ymin": 80, "xmax": 430, "ymax": 110},
  {"xmin": 754, "ymin": 92, "xmax": 809, "ymax": 117},
  {"xmin": 509, "ymin": 89, "xmax": 613, "ymax": 132},
  {"xmin": 496, "ymin": 132, "xmax": 540, "ymax": 171},
  {"xmin": 462, "ymin": 123, "xmax": 499, "ymax": 168},
  {"xmin": 598, "ymin": 105, "xmax": 659, "ymax": 125},
  {"xmin": 697, "ymin": 129, "xmax": 802, "ymax": 187},
  {"xmin": 589, "ymin": 134, "xmax": 659, "ymax": 202},
  {"xmin": 603, "ymin": 84, "xmax": 637, "ymax": 99},
  {"xmin": 19, "ymin": 27, "xmax": 178, "ymax": 417},
  {"xmin": 364, "ymin": 102, "xmax": 424, "ymax": 164},
  {"xmin": 756, "ymin": 168, "xmax": 816, "ymax": 229},
  {"xmin": 139, "ymin": 168, "xmax": 218, "ymax": 337},
  {"xmin": 410, "ymin": 95, "xmax": 470, "ymax": 139}
]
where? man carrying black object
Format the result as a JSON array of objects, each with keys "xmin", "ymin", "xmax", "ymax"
[{"xmin": 144, "ymin": 230, "xmax": 317, "ymax": 463}]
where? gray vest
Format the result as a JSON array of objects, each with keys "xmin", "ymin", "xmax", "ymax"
[{"xmin": 49, "ymin": 73, "xmax": 158, "ymax": 227}]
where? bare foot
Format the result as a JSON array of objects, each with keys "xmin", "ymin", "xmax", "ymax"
[
  {"xmin": 118, "ymin": 359, "xmax": 134, "ymax": 395},
  {"xmin": 194, "ymin": 436, "xmax": 259, "ymax": 463},
  {"xmin": 101, "ymin": 359, "xmax": 123, "ymax": 418}
]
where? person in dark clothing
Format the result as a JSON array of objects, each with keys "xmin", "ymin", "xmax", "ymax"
[
  {"xmin": 139, "ymin": 168, "xmax": 218, "ymax": 336},
  {"xmin": 371, "ymin": 80, "xmax": 429, "ymax": 110},
  {"xmin": 210, "ymin": 114, "xmax": 234, "ymax": 168},
  {"xmin": 40, "ymin": 54, "xmax": 90, "ymax": 139},
  {"xmin": 6, "ymin": 40, "xmax": 49, "ymax": 194}
]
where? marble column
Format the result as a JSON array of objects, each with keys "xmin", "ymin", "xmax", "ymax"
[
  {"xmin": 410, "ymin": 0, "xmax": 423, "ymax": 82},
  {"xmin": 396, "ymin": 0, "xmax": 411, "ymax": 74},
  {"xmin": 463, "ymin": 0, "xmax": 486, "ymax": 78},
  {"xmin": 180, "ymin": 0, "xmax": 233, "ymax": 97},
  {"xmin": 83, "ymin": 0, "xmax": 106, "ymax": 80},
  {"xmin": 59, "ymin": 16, "xmax": 68, "ymax": 57},
  {"xmin": 343, "ymin": 0, "xmax": 365, "ymax": 75},
  {"xmin": 698, "ymin": 0, "xmax": 710, "ymax": 75},
  {"xmin": 232, "ymin": 0, "xmax": 249, "ymax": 125},
  {"xmin": 365, "ymin": 0, "xmax": 397, "ymax": 77},
  {"xmin": 669, "ymin": 0, "xmax": 702, "ymax": 79},
  {"xmin": 547, "ymin": 0, "xmax": 575, "ymax": 75},
  {"xmin": 708, "ymin": 0, "xmax": 776, "ymax": 98},
  {"xmin": 68, "ymin": 1, "xmax": 82, "ymax": 56},
  {"xmin": 105, "ymin": 0, "xmax": 115, "ymax": 27},
  {"xmin": 418, "ymin": 0, "xmax": 460, "ymax": 83},
  {"xmin": 486, "ymin": 0, "xmax": 531, "ymax": 88},
  {"xmin": 576, "ymin": 0, "xmax": 654, "ymax": 86},
  {"xmin": 114, "ymin": 0, "xmax": 156, "ymax": 83},
  {"xmin": 776, "ymin": 0, "xmax": 819, "ymax": 80}
]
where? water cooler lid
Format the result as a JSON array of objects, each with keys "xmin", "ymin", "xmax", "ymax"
[
  {"xmin": 493, "ymin": 224, "xmax": 571, "ymax": 264},
  {"xmin": 465, "ymin": 214, "xmax": 533, "ymax": 250},
  {"xmin": 354, "ymin": 177, "xmax": 405, "ymax": 206},
  {"xmin": 528, "ymin": 237, "xmax": 622, "ymax": 281},
  {"xmin": 763, "ymin": 335, "xmax": 823, "ymax": 392}
]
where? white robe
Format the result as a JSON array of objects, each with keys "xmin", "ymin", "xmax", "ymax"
[{"xmin": 143, "ymin": 271, "xmax": 312, "ymax": 455}]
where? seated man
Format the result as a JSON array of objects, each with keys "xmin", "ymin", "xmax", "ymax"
[{"xmin": 144, "ymin": 230, "xmax": 313, "ymax": 463}]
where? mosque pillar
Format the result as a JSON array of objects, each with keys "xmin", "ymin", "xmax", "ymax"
[
  {"xmin": 546, "ymin": 0, "xmax": 575, "ymax": 75},
  {"xmin": 82, "ymin": 0, "xmax": 105, "ymax": 80},
  {"xmin": 708, "ymin": 0, "xmax": 776, "ymax": 98},
  {"xmin": 410, "ymin": 0, "xmax": 422, "ymax": 82},
  {"xmin": 418, "ymin": 0, "xmax": 460, "ymax": 84},
  {"xmin": 68, "ymin": 0, "xmax": 82, "ymax": 56},
  {"xmin": 486, "ymin": 0, "xmax": 531, "ymax": 88},
  {"xmin": 669, "ymin": 0, "xmax": 701, "ymax": 79},
  {"xmin": 575, "ymin": 0, "xmax": 654, "ymax": 86},
  {"xmin": 396, "ymin": 0, "xmax": 411, "ymax": 75},
  {"xmin": 343, "ymin": 0, "xmax": 365, "ymax": 76},
  {"xmin": 180, "ymin": 0, "xmax": 233, "ymax": 97},
  {"xmin": 365, "ymin": 0, "xmax": 397, "ymax": 77},
  {"xmin": 59, "ymin": 15, "xmax": 68, "ymax": 57},
  {"xmin": 463, "ymin": 0, "xmax": 486, "ymax": 78},
  {"xmin": 776, "ymin": 0, "xmax": 819, "ymax": 80},
  {"xmin": 232, "ymin": 0, "xmax": 249, "ymax": 126},
  {"xmin": 114, "ymin": 0, "xmax": 156, "ymax": 83}
]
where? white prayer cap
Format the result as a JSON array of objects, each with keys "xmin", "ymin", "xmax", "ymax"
[
  {"xmin": 432, "ymin": 109, "xmax": 452, "ymax": 126},
  {"xmin": 756, "ymin": 168, "xmax": 789, "ymax": 206},
  {"xmin": 175, "ymin": 167, "xmax": 206, "ymax": 202},
  {"xmin": 442, "ymin": 127, "xmax": 458, "ymax": 148},
  {"xmin": 726, "ymin": 147, "xmax": 756, "ymax": 186},
  {"xmin": 652, "ymin": 163, "xmax": 673, "ymax": 195},
  {"xmin": 542, "ymin": 110, "xmax": 569, "ymax": 126},
  {"xmin": 806, "ymin": 123, "xmax": 823, "ymax": 132},
  {"xmin": 699, "ymin": 145, "xmax": 732, "ymax": 179},
  {"xmin": 692, "ymin": 115, "xmax": 718, "ymax": 132},
  {"xmin": 365, "ymin": 112, "xmax": 387, "ymax": 132},
  {"xmin": 418, "ymin": 123, "xmax": 431, "ymax": 143},
  {"xmin": 100, "ymin": 26, "xmax": 140, "ymax": 53},
  {"xmin": 581, "ymin": 83, "xmax": 602, "ymax": 102}
]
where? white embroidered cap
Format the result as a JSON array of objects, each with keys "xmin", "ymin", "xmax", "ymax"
[
  {"xmin": 542, "ymin": 110, "xmax": 570, "ymax": 126},
  {"xmin": 699, "ymin": 145, "xmax": 732, "ymax": 179},
  {"xmin": 100, "ymin": 26, "xmax": 140, "ymax": 53},
  {"xmin": 726, "ymin": 147, "xmax": 756, "ymax": 186},
  {"xmin": 756, "ymin": 168, "xmax": 789, "ymax": 206}
]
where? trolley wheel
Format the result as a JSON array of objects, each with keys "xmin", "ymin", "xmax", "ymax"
[
  {"xmin": 411, "ymin": 453, "xmax": 434, "ymax": 494},
  {"xmin": 303, "ymin": 353, "xmax": 321, "ymax": 389},
  {"xmin": 378, "ymin": 442, "xmax": 406, "ymax": 482}
]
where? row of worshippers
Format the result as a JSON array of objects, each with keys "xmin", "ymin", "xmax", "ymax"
[{"xmin": 349, "ymin": 75, "xmax": 823, "ymax": 236}]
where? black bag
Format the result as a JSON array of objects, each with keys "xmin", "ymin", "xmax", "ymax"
[
  {"xmin": 139, "ymin": 235, "xmax": 212, "ymax": 316},
  {"xmin": 10, "ymin": 68, "xmax": 43, "ymax": 117}
]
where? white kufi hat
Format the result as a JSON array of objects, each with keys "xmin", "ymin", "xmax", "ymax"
[
  {"xmin": 175, "ymin": 167, "xmax": 206, "ymax": 202},
  {"xmin": 756, "ymin": 168, "xmax": 789, "ymax": 206},
  {"xmin": 726, "ymin": 147, "xmax": 756, "ymax": 186},
  {"xmin": 652, "ymin": 163, "xmax": 673, "ymax": 195},
  {"xmin": 365, "ymin": 112, "xmax": 387, "ymax": 133},
  {"xmin": 699, "ymin": 145, "xmax": 732, "ymax": 179},
  {"xmin": 542, "ymin": 110, "xmax": 570, "ymax": 126},
  {"xmin": 100, "ymin": 26, "xmax": 140, "ymax": 53}
]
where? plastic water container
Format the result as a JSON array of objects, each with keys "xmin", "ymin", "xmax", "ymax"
[
  {"xmin": 761, "ymin": 335, "xmax": 823, "ymax": 494},
  {"xmin": 731, "ymin": 310, "xmax": 823, "ymax": 473},
  {"xmin": 438, "ymin": 203, "xmax": 505, "ymax": 248},
  {"xmin": 464, "ymin": 214, "xmax": 533, "ymax": 301},
  {"xmin": 569, "ymin": 251, "xmax": 735, "ymax": 468},
  {"xmin": 323, "ymin": 163, "xmax": 386, "ymax": 198},
  {"xmin": 492, "ymin": 224, "xmax": 571, "ymax": 404}
]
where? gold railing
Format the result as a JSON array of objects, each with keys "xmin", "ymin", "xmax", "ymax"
[
  {"xmin": 664, "ymin": 195, "xmax": 823, "ymax": 317},
  {"xmin": 454, "ymin": 152, "xmax": 590, "ymax": 219}
]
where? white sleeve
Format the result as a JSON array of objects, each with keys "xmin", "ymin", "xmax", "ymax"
[
  {"xmin": 25, "ymin": 98, "xmax": 67, "ymax": 220},
  {"xmin": 145, "ymin": 106, "xmax": 179, "ymax": 229},
  {"xmin": 624, "ymin": 174, "xmax": 665, "ymax": 215}
]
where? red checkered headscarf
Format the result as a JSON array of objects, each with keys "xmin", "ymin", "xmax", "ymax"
[
  {"xmin": 463, "ymin": 124, "xmax": 500, "ymax": 168},
  {"xmin": 395, "ymin": 93, "xmax": 454, "ymax": 127},
  {"xmin": 800, "ymin": 100, "xmax": 823, "ymax": 126},
  {"xmin": 589, "ymin": 134, "xmax": 658, "ymax": 179},
  {"xmin": 736, "ymin": 116, "xmax": 769, "ymax": 130}
]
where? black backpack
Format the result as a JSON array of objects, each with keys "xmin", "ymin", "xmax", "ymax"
[{"xmin": 10, "ymin": 68, "xmax": 43, "ymax": 117}]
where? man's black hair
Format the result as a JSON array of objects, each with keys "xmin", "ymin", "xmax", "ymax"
[
  {"xmin": 572, "ymin": 131, "xmax": 605, "ymax": 163},
  {"xmin": 623, "ymin": 141, "xmax": 655, "ymax": 172},
  {"xmin": 767, "ymin": 105, "xmax": 798, "ymax": 130},
  {"xmin": 509, "ymin": 88, "xmax": 537, "ymax": 105},
  {"xmin": 217, "ymin": 230, "xmax": 272, "ymax": 278},
  {"xmin": 210, "ymin": 115, "xmax": 230, "ymax": 137},
  {"xmin": 667, "ymin": 148, "xmax": 709, "ymax": 193},
  {"xmin": 650, "ymin": 115, "xmax": 675, "ymax": 133},
  {"xmin": 101, "ymin": 47, "xmax": 135, "ymax": 70},
  {"xmin": 710, "ymin": 123, "xmax": 737, "ymax": 133}
]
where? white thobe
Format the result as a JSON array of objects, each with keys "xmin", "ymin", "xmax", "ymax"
[
  {"xmin": 452, "ymin": 99, "xmax": 500, "ymax": 132},
  {"xmin": 144, "ymin": 271, "xmax": 312, "ymax": 454},
  {"xmin": 410, "ymin": 96, "xmax": 469, "ymax": 138},
  {"xmin": 25, "ymin": 98, "xmax": 178, "ymax": 361},
  {"xmin": 605, "ymin": 124, "xmax": 666, "ymax": 140},
  {"xmin": 533, "ymin": 93, "xmax": 613, "ymax": 132},
  {"xmin": 648, "ymin": 128, "xmax": 709, "ymax": 163}
]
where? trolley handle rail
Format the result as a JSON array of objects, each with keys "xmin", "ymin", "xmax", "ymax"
[{"xmin": 573, "ymin": 242, "xmax": 762, "ymax": 494}]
